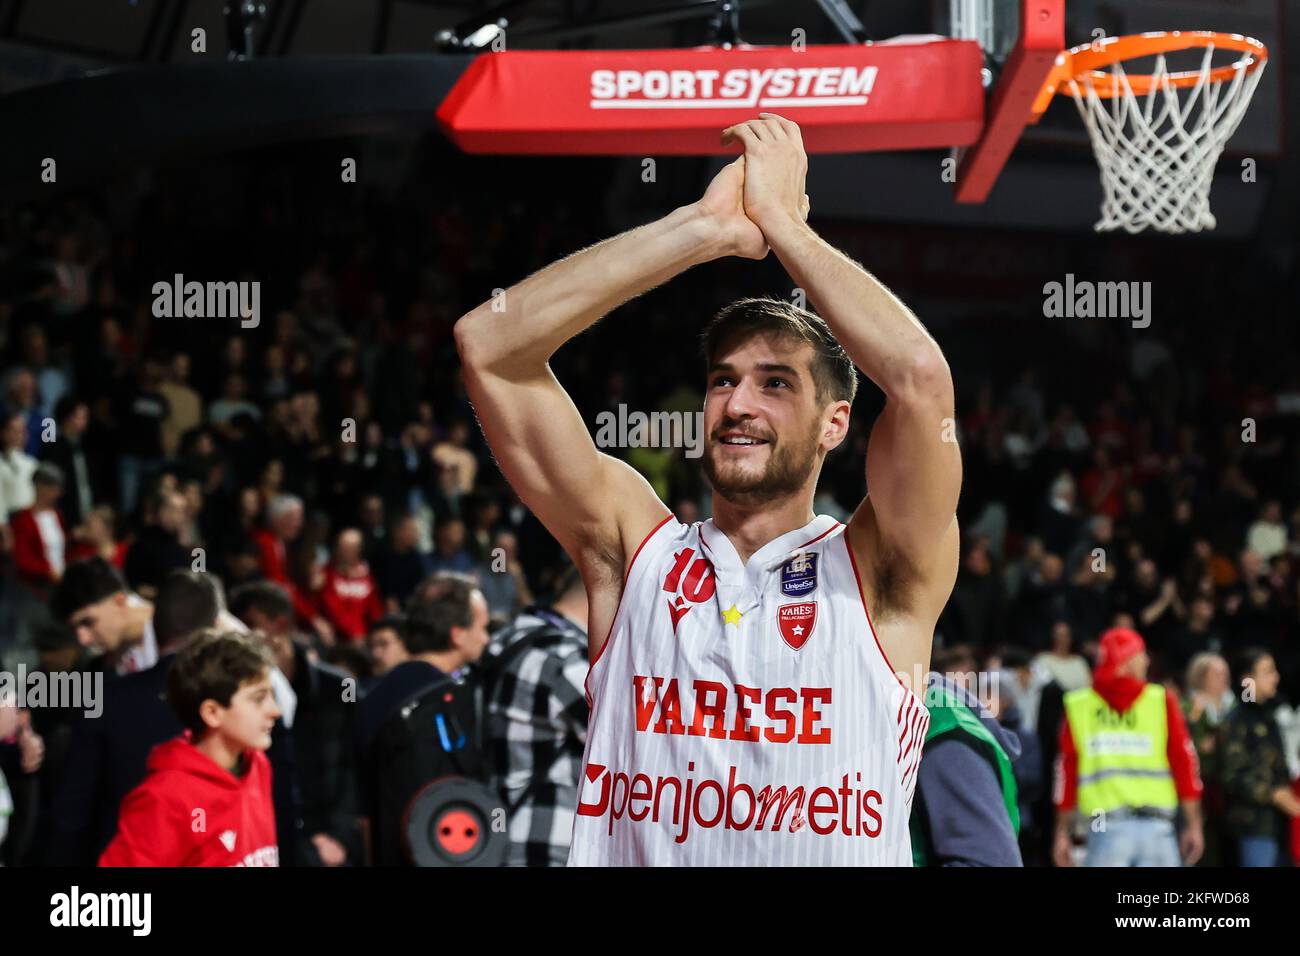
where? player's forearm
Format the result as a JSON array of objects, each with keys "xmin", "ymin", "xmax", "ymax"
[
  {"xmin": 762, "ymin": 214, "xmax": 951, "ymax": 403},
  {"xmin": 455, "ymin": 202, "xmax": 728, "ymax": 377}
]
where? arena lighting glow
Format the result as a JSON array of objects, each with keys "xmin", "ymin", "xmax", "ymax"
[{"xmin": 465, "ymin": 23, "xmax": 505, "ymax": 49}]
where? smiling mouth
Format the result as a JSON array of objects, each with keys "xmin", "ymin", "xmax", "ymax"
[{"xmin": 717, "ymin": 434, "xmax": 769, "ymax": 447}]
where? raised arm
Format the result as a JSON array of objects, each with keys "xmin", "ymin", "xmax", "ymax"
[
  {"xmin": 453, "ymin": 160, "xmax": 767, "ymax": 597},
  {"xmin": 723, "ymin": 114, "xmax": 960, "ymax": 679}
]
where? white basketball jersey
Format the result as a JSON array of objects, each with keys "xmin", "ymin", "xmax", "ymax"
[{"xmin": 568, "ymin": 513, "xmax": 929, "ymax": 866}]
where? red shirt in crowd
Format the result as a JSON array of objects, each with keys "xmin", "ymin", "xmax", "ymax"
[
  {"xmin": 252, "ymin": 527, "xmax": 320, "ymax": 625},
  {"xmin": 10, "ymin": 507, "xmax": 66, "ymax": 589},
  {"xmin": 319, "ymin": 561, "xmax": 385, "ymax": 643}
]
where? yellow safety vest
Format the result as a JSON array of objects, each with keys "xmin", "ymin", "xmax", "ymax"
[{"xmin": 1063, "ymin": 683, "xmax": 1177, "ymax": 816}]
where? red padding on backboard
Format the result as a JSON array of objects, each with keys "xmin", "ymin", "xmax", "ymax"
[{"xmin": 437, "ymin": 42, "xmax": 985, "ymax": 156}]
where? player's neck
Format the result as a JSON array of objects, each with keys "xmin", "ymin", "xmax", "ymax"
[
  {"xmin": 125, "ymin": 601, "xmax": 153, "ymax": 644},
  {"xmin": 711, "ymin": 493, "xmax": 816, "ymax": 565}
]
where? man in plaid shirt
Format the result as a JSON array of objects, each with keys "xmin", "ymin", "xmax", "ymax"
[{"xmin": 486, "ymin": 568, "xmax": 590, "ymax": 866}]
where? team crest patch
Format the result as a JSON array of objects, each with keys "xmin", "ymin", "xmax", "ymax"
[
  {"xmin": 780, "ymin": 551, "xmax": 818, "ymax": 597},
  {"xmin": 777, "ymin": 602, "xmax": 816, "ymax": 651}
]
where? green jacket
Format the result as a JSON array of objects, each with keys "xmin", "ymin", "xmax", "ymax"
[{"xmin": 911, "ymin": 685, "xmax": 1020, "ymax": 866}]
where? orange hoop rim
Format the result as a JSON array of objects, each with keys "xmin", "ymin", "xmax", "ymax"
[{"xmin": 1033, "ymin": 31, "xmax": 1268, "ymax": 117}]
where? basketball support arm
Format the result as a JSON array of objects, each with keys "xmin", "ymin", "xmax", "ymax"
[{"xmin": 954, "ymin": 0, "xmax": 1063, "ymax": 203}]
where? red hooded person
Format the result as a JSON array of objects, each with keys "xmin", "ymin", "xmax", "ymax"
[
  {"xmin": 99, "ymin": 735, "xmax": 278, "ymax": 867},
  {"xmin": 1053, "ymin": 627, "xmax": 1204, "ymax": 865}
]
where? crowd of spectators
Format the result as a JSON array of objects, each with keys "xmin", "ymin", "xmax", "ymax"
[{"xmin": 0, "ymin": 137, "xmax": 1298, "ymax": 865}]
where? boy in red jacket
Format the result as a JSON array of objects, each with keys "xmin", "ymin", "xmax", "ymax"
[{"xmin": 99, "ymin": 629, "xmax": 282, "ymax": 867}]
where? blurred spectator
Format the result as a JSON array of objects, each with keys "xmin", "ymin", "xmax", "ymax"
[
  {"xmin": 431, "ymin": 420, "xmax": 477, "ymax": 499},
  {"xmin": 375, "ymin": 512, "xmax": 428, "ymax": 611},
  {"xmin": 911, "ymin": 667, "xmax": 1022, "ymax": 867},
  {"xmin": 1080, "ymin": 447, "xmax": 1125, "ymax": 520},
  {"xmin": 1039, "ymin": 472, "xmax": 1081, "ymax": 556},
  {"xmin": 1167, "ymin": 596, "xmax": 1223, "ymax": 683},
  {"xmin": 477, "ymin": 529, "xmax": 533, "ymax": 625},
  {"xmin": 114, "ymin": 359, "xmax": 170, "ymax": 517},
  {"xmin": 1014, "ymin": 552, "xmax": 1067, "ymax": 648},
  {"xmin": 47, "ymin": 570, "xmax": 226, "ymax": 863},
  {"xmin": 11, "ymin": 463, "xmax": 67, "ymax": 599},
  {"xmin": 318, "ymin": 528, "xmax": 384, "ymax": 643},
  {"xmin": 49, "ymin": 557, "xmax": 158, "ymax": 677},
  {"xmin": 355, "ymin": 572, "xmax": 489, "ymax": 749},
  {"xmin": 1219, "ymin": 649, "xmax": 1300, "ymax": 866},
  {"xmin": 1116, "ymin": 559, "xmax": 1183, "ymax": 651},
  {"xmin": 39, "ymin": 396, "xmax": 99, "ymax": 530},
  {"xmin": 253, "ymin": 493, "xmax": 331, "ymax": 642},
  {"xmin": 1054, "ymin": 628, "xmax": 1203, "ymax": 867},
  {"xmin": 229, "ymin": 581, "xmax": 362, "ymax": 867},
  {"xmin": 1031, "ymin": 621, "xmax": 1091, "ymax": 693},
  {"xmin": 124, "ymin": 488, "xmax": 191, "ymax": 598},
  {"xmin": 942, "ymin": 538, "xmax": 1004, "ymax": 649},
  {"xmin": 366, "ymin": 615, "xmax": 410, "ymax": 678},
  {"xmin": 355, "ymin": 572, "xmax": 490, "ymax": 866},
  {"xmin": 1247, "ymin": 500, "xmax": 1287, "ymax": 562},
  {"xmin": 0, "ymin": 368, "xmax": 43, "ymax": 456},
  {"xmin": 466, "ymin": 493, "xmax": 504, "ymax": 562},
  {"xmin": 428, "ymin": 516, "xmax": 474, "ymax": 575},
  {"xmin": 16, "ymin": 325, "xmax": 68, "ymax": 419},
  {"xmin": 0, "ymin": 693, "xmax": 45, "ymax": 865},
  {"xmin": 45, "ymin": 231, "xmax": 91, "ymax": 316},
  {"xmin": 0, "ymin": 411, "xmax": 37, "ymax": 525},
  {"xmin": 67, "ymin": 505, "xmax": 126, "ymax": 567},
  {"xmin": 14, "ymin": 623, "xmax": 81, "ymax": 864},
  {"xmin": 208, "ymin": 372, "xmax": 262, "ymax": 432},
  {"xmin": 486, "ymin": 568, "xmax": 590, "ymax": 866},
  {"xmin": 1183, "ymin": 652, "xmax": 1233, "ymax": 866},
  {"xmin": 209, "ymin": 485, "xmax": 263, "ymax": 585},
  {"xmin": 157, "ymin": 352, "xmax": 202, "ymax": 459},
  {"xmin": 357, "ymin": 494, "xmax": 388, "ymax": 563}
]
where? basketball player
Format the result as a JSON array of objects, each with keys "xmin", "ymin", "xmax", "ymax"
[{"xmin": 455, "ymin": 114, "xmax": 960, "ymax": 865}]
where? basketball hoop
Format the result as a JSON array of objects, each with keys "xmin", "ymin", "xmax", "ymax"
[{"xmin": 1033, "ymin": 31, "xmax": 1268, "ymax": 234}]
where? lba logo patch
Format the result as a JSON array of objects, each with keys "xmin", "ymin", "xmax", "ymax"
[
  {"xmin": 781, "ymin": 551, "xmax": 818, "ymax": 597},
  {"xmin": 777, "ymin": 602, "xmax": 816, "ymax": 651}
]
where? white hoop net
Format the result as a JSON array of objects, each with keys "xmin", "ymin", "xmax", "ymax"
[{"xmin": 1066, "ymin": 43, "xmax": 1266, "ymax": 234}]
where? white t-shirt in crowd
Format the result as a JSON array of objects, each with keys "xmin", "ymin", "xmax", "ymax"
[{"xmin": 33, "ymin": 509, "xmax": 65, "ymax": 577}]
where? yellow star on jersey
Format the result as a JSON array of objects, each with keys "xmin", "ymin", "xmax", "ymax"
[{"xmin": 721, "ymin": 604, "xmax": 744, "ymax": 627}]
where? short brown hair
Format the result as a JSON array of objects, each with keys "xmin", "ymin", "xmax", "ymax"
[
  {"xmin": 166, "ymin": 629, "xmax": 274, "ymax": 738},
  {"xmin": 406, "ymin": 572, "xmax": 478, "ymax": 654},
  {"xmin": 700, "ymin": 297, "xmax": 858, "ymax": 404}
]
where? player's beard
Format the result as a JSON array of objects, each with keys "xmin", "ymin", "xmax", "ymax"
[{"xmin": 703, "ymin": 418, "xmax": 821, "ymax": 505}]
